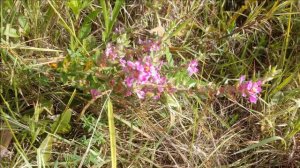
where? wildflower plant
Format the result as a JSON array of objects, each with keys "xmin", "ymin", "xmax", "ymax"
[
  {"xmin": 57, "ymin": 33, "xmax": 265, "ymax": 105},
  {"xmin": 56, "ymin": 32, "xmax": 171, "ymax": 100}
]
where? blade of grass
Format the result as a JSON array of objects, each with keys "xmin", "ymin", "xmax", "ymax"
[
  {"xmin": 270, "ymin": 73, "xmax": 294, "ymax": 96},
  {"xmin": 13, "ymin": 143, "xmax": 32, "ymax": 168},
  {"xmin": 64, "ymin": 89, "xmax": 76, "ymax": 111},
  {"xmin": 108, "ymin": 0, "xmax": 124, "ymax": 36},
  {"xmin": 286, "ymin": 117, "xmax": 300, "ymax": 139},
  {"xmin": 107, "ymin": 98, "xmax": 117, "ymax": 168},
  {"xmin": 0, "ymin": 94, "xmax": 18, "ymax": 119},
  {"xmin": 234, "ymin": 136, "xmax": 286, "ymax": 154},
  {"xmin": 100, "ymin": 0, "xmax": 124, "ymax": 42},
  {"xmin": 164, "ymin": 19, "xmax": 191, "ymax": 41},
  {"xmin": 279, "ymin": 1, "xmax": 293, "ymax": 68},
  {"xmin": 37, "ymin": 135, "xmax": 53, "ymax": 168},
  {"xmin": 99, "ymin": 0, "xmax": 109, "ymax": 31},
  {"xmin": 0, "ymin": 45, "xmax": 63, "ymax": 52}
]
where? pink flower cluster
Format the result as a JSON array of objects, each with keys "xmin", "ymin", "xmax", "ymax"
[
  {"xmin": 90, "ymin": 40, "xmax": 169, "ymax": 100},
  {"xmin": 120, "ymin": 56, "xmax": 166, "ymax": 99},
  {"xmin": 238, "ymin": 75, "xmax": 262, "ymax": 104}
]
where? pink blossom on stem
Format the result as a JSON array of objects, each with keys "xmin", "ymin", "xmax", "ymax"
[
  {"xmin": 119, "ymin": 58, "xmax": 126, "ymax": 67},
  {"xmin": 90, "ymin": 89, "xmax": 100, "ymax": 99},
  {"xmin": 247, "ymin": 80, "xmax": 262, "ymax": 94},
  {"xmin": 105, "ymin": 43, "xmax": 118, "ymax": 60},
  {"xmin": 153, "ymin": 95, "xmax": 161, "ymax": 100},
  {"xmin": 126, "ymin": 61, "xmax": 136, "ymax": 70},
  {"xmin": 125, "ymin": 77, "xmax": 135, "ymax": 87},
  {"xmin": 149, "ymin": 41, "xmax": 160, "ymax": 52},
  {"xmin": 239, "ymin": 75, "xmax": 246, "ymax": 84},
  {"xmin": 125, "ymin": 90, "xmax": 132, "ymax": 97},
  {"xmin": 187, "ymin": 60, "xmax": 199, "ymax": 76},
  {"xmin": 138, "ymin": 72, "xmax": 150, "ymax": 84},
  {"xmin": 249, "ymin": 94, "xmax": 258, "ymax": 103},
  {"xmin": 136, "ymin": 89, "xmax": 145, "ymax": 99},
  {"xmin": 238, "ymin": 76, "xmax": 262, "ymax": 104},
  {"xmin": 135, "ymin": 61, "xmax": 144, "ymax": 72},
  {"xmin": 139, "ymin": 39, "xmax": 161, "ymax": 52}
]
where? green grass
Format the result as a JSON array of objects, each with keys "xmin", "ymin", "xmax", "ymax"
[{"xmin": 1, "ymin": 0, "xmax": 300, "ymax": 167}]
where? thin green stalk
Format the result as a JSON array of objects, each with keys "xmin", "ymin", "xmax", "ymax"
[
  {"xmin": 107, "ymin": 98, "xmax": 117, "ymax": 168},
  {"xmin": 279, "ymin": 2, "xmax": 293, "ymax": 68}
]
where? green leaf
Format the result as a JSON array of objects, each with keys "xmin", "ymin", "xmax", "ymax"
[
  {"xmin": 67, "ymin": 0, "xmax": 92, "ymax": 19},
  {"xmin": 165, "ymin": 47, "xmax": 174, "ymax": 66},
  {"xmin": 99, "ymin": 0, "xmax": 109, "ymax": 37},
  {"xmin": 263, "ymin": 66, "xmax": 282, "ymax": 83},
  {"xmin": 67, "ymin": 0, "xmax": 81, "ymax": 18},
  {"xmin": 78, "ymin": 9, "xmax": 101, "ymax": 40},
  {"xmin": 165, "ymin": 20, "xmax": 191, "ymax": 40},
  {"xmin": 83, "ymin": 35, "xmax": 97, "ymax": 51},
  {"xmin": 4, "ymin": 24, "xmax": 19, "ymax": 38},
  {"xmin": 37, "ymin": 135, "xmax": 53, "ymax": 167},
  {"xmin": 18, "ymin": 16, "xmax": 29, "ymax": 34},
  {"xmin": 78, "ymin": 23, "xmax": 91, "ymax": 40},
  {"xmin": 229, "ymin": 114, "xmax": 239, "ymax": 126},
  {"xmin": 286, "ymin": 117, "xmax": 300, "ymax": 139},
  {"xmin": 108, "ymin": 0, "xmax": 124, "ymax": 34},
  {"xmin": 82, "ymin": 0, "xmax": 93, "ymax": 9},
  {"xmin": 107, "ymin": 99, "xmax": 117, "ymax": 168},
  {"xmin": 234, "ymin": 136, "xmax": 286, "ymax": 154},
  {"xmin": 270, "ymin": 73, "xmax": 294, "ymax": 96},
  {"xmin": 51, "ymin": 109, "xmax": 72, "ymax": 134}
]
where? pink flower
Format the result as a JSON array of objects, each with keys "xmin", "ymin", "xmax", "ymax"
[
  {"xmin": 135, "ymin": 61, "xmax": 144, "ymax": 72},
  {"xmin": 153, "ymin": 95, "xmax": 161, "ymax": 100},
  {"xmin": 249, "ymin": 94, "xmax": 258, "ymax": 103},
  {"xmin": 105, "ymin": 43, "xmax": 118, "ymax": 60},
  {"xmin": 126, "ymin": 61, "xmax": 136, "ymax": 70},
  {"xmin": 149, "ymin": 41, "xmax": 160, "ymax": 52},
  {"xmin": 138, "ymin": 72, "xmax": 150, "ymax": 84},
  {"xmin": 125, "ymin": 77, "xmax": 134, "ymax": 87},
  {"xmin": 119, "ymin": 58, "xmax": 126, "ymax": 67},
  {"xmin": 238, "ymin": 76, "xmax": 262, "ymax": 104},
  {"xmin": 125, "ymin": 90, "xmax": 132, "ymax": 97},
  {"xmin": 150, "ymin": 66, "xmax": 159, "ymax": 77},
  {"xmin": 136, "ymin": 89, "xmax": 145, "ymax": 99},
  {"xmin": 239, "ymin": 75, "xmax": 246, "ymax": 84},
  {"xmin": 90, "ymin": 89, "xmax": 100, "ymax": 99},
  {"xmin": 139, "ymin": 39, "xmax": 161, "ymax": 52},
  {"xmin": 187, "ymin": 60, "xmax": 199, "ymax": 76},
  {"xmin": 247, "ymin": 80, "xmax": 262, "ymax": 94},
  {"xmin": 114, "ymin": 26, "xmax": 124, "ymax": 34}
]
